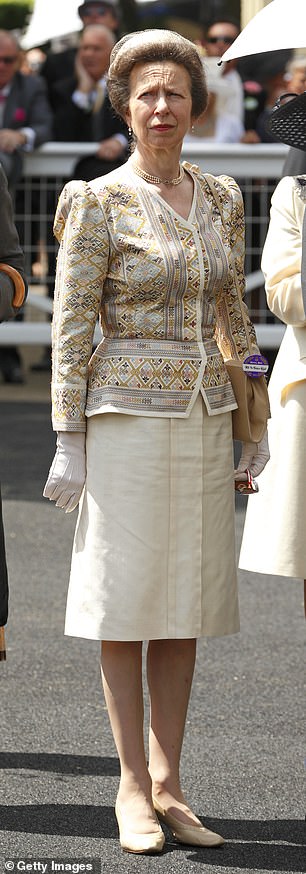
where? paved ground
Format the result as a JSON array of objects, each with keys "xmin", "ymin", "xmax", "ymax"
[{"xmin": 0, "ymin": 352, "xmax": 305, "ymax": 874}]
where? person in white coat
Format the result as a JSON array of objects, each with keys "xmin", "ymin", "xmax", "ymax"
[{"xmin": 239, "ymin": 158, "xmax": 306, "ymax": 611}]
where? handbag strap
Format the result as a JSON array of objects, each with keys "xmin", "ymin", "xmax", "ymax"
[
  {"xmin": 204, "ymin": 173, "xmax": 253, "ymax": 358},
  {"xmin": 204, "ymin": 173, "xmax": 229, "ymax": 234}
]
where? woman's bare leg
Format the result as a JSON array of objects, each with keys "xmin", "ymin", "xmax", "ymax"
[
  {"xmin": 101, "ymin": 640, "xmax": 159, "ymax": 833},
  {"xmin": 147, "ymin": 638, "xmax": 202, "ymax": 825}
]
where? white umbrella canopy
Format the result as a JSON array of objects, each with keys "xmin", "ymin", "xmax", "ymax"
[
  {"xmin": 21, "ymin": 0, "xmax": 82, "ymax": 49},
  {"xmin": 221, "ymin": 0, "xmax": 306, "ymax": 63}
]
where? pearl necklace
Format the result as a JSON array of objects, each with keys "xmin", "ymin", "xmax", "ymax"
[{"xmin": 132, "ymin": 162, "xmax": 185, "ymax": 186}]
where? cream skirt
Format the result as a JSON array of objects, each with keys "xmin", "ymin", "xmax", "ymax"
[{"xmin": 65, "ymin": 395, "xmax": 239, "ymax": 640}]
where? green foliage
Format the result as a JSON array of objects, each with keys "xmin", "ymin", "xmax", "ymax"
[{"xmin": 0, "ymin": 2, "xmax": 33, "ymax": 31}]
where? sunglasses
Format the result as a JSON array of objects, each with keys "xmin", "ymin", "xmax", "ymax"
[
  {"xmin": 207, "ymin": 36, "xmax": 235, "ymax": 45},
  {"xmin": 0, "ymin": 55, "xmax": 18, "ymax": 64}
]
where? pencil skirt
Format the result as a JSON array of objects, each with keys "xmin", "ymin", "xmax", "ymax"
[{"xmin": 64, "ymin": 395, "xmax": 239, "ymax": 640}]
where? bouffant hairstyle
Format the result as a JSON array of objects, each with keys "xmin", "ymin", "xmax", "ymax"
[{"xmin": 107, "ymin": 29, "xmax": 208, "ymax": 121}]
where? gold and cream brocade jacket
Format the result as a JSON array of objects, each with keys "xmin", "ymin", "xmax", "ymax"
[{"xmin": 51, "ymin": 160, "xmax": 258, "ymax": 431}]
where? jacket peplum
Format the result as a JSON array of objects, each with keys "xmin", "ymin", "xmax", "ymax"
[{"xmin": 51, "ymin": 161, "xmax": 258, "ymax": 431}]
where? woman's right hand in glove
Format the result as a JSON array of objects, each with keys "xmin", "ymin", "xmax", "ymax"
[
  {"xmin": 235, "ymin": 430, "xmax": 270, "ymax": 479},
  {"xmin": 43, "ymin": 431, "xmax": 86, "ymax": 513}
]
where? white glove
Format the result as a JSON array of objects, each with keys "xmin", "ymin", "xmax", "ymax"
[
  {"xmin": 235, "ymin": 430, "xmax": 270, "ymax": 480},
  {"xmin": 43, "ymin": 431, "xmax": 86, "ymax": 513}
]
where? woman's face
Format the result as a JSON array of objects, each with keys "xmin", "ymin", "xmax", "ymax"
[{"xmin": 125, "ymin": 60, "xmax": 194, "ymax": 150}]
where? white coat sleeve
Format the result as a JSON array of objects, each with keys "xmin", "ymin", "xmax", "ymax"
[{"xmin": 261, "ymin": 176, "xmax": 306, "ymax": 327}]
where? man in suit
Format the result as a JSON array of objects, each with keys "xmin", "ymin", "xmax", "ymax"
[
  {"xmin": 52, "ymin": 24, "xmax": 128, "ymax": 180},
  {"xmin": 78, "ymin": 0, "xmax": 119, "ymax": 32},
  {"xmin": 41, "ymin": 0, "xmax": 120, "ymax": 108},
  {"xmin": 0, "ymin": 29, "xmax": 52, "ymax": 185},
  {"xmin": 0, "ymin": 162, "xmax": 27, "ymax": 659},
  {"xmin": 0, "ymin": 29, "xmax": 52, "ymax": 382}
]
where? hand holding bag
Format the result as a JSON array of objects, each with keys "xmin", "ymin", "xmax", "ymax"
[
  {"xmin": 205, "ymin": 175, "xmax": 270, "ymax": 443},
  {"xmin": 225, "ymin": 358, "xmax": 269, "ymax": 443}
]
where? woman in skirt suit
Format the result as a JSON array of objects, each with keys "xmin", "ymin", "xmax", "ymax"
[
  {"xmin": 240, "ymin": 94, "xmax": 306, "ymax": 612},
  {"xmin": 44, "ymin": 29, "xmax": 269, "ymax": 854}
]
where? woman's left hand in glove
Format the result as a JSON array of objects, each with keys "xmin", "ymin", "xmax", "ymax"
[{"xmin": 235, "ymin": 429, "xmax": 270, "ymax": 480}]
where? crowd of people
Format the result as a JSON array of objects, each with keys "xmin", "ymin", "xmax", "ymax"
[
  {"xmin": 0, "ymin": 1, "xmax": 127, "ymax": 191},
  {"xmin": 0, "ymin": 3, "xmax": 303, "ymax": 187},
  {"xmin": 0, "ymin": 0, "xmax": 304, "ymax": 192}
]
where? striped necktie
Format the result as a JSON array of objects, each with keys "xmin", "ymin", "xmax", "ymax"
[{"xmin": 92, "ymin": 81, "xmax": 105, "ymax": 114}]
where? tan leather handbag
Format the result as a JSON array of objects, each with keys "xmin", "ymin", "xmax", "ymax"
[
  {"xmin": 225, "ymin": 358, "xmax": 270, "ymax": 443},
  {"xmin": 204, "ymin": 175, "xmax": 270, "ymax": 443}
]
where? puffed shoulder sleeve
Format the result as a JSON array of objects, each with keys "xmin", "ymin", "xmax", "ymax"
[
  {"xmin": 52, "ymin": 180, "xmax": 109, "ymax": 432},
  {"xmin": 261, "ymin": 175, "xmax": 306, "ymax": 326}
]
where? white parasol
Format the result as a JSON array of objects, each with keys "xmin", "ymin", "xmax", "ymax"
[
  {"xmin": 21, "ymin": 0, "xmax": 82, "ymax": 50},
  {"xmin": 221, "ymin": 0, "xmax": 306, "ymax": 63}
]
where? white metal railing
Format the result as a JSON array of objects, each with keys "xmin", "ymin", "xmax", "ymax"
[
  {"xmin": 0, "ymin": 142, "xmax": 290, "ymax": 349},
  {"xmin": 22, "ymin": 141, "xmax": 290, "ymax": 177}
]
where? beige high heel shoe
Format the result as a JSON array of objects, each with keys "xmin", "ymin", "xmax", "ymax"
[
  {"xmin": 152, "ymin": 796, "xmax": 225, "ymax": 847},
  {"xmin": 115, "ymin": 799, "xmax": 165, "ymax": 854}
]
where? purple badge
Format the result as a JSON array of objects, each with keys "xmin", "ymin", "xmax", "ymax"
[{"xmin": 242, "ymin": 354, "xmax": 269, "ymax": 378}]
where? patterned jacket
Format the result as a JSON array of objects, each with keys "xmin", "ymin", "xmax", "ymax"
[{"xmin": 51, "ymin": 161, "xmax": 258, "ymax": 431}]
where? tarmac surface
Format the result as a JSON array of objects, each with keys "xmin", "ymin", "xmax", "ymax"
[{"xmin": 0, "ymin": 347, "xmax": 305, "ymax": 874}]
